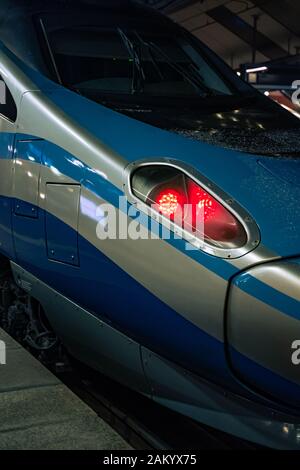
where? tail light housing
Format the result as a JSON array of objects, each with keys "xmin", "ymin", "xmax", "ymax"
[{"xmin": 129, "ymin": 164, "xmax": 258, "ymax": 257}]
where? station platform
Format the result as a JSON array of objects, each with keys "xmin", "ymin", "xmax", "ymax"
[{"xmin": 0, "ymin": 328, "xmax": 131, "ymax": 450}]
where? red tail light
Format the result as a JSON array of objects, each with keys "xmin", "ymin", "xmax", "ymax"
[
  {"xmin": 156, "ymin": 188, "xmax": 187, "ymax": 219},
  {"xmin": 131, "ymin": 165, "xmax": 248, "ymax": 250},
  {"xmin": 187, "ymin": 180, "xmax": 244, "ymax": 243}
]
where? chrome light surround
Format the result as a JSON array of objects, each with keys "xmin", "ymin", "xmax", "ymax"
[{"xmin": 124, "ymin": 158, "xmax": 260, "ymax": 259}]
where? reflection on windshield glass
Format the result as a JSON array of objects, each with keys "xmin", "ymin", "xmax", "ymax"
[{"xmin": 49, "ymin": 27, "xmax": 233, "ymax": 99}]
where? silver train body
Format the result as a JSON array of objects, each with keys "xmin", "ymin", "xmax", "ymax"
[{"xmin": 0, "ymin": 0, "xmax": 299, "ymax": 449}]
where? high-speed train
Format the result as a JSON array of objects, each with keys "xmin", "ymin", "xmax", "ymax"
[{"xmin": 0, "ymin": 0, "xmax": 300, "ymax": 449}]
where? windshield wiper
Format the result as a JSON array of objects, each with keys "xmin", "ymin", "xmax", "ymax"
[
  {"xmin": 149, "ymin": 41, "xmax": 216, "ymax": 97},
  {"xmin": 118, "ymin": 28, "xmax": 145, "ymax": 94},
  {"xmin": 119, "ymin": 29, "xmax": 217, "ymax": 98},
  {"xmin": 134, "ymin": 33, "xmax": 214, "ymax": 97}
]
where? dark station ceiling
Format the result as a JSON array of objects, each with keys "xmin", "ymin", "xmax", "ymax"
[{"xmin": 141, "ymin": 0, "xmax": 300, "ymax": 69}]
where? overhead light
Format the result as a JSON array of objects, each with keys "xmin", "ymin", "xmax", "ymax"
[
  {"xmin": 246, "ymin": 66, "xmax": 268, "ymax": 74},
  {"xmin": 236, "ymin": 71, "xmax": 241, "ymax": 76}
]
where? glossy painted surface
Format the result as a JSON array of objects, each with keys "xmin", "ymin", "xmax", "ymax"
[
  {"xmin": 142, "ymin": 347, "xmax": 300, "ymax": 450},
  {"xmin": 227, "ymin": 258, "xmax": 300, "ymax": 407},
  {"xmin": 0, "ymin": 5, "xmax": 299, "ymax": 448},
  {"xmin": 45, "ymin": 183, "xmax": 80, "ymax": 265},
  {"xmin": 16, "ymin": 78, "xmax": 300, "ymax": 260},
  {"xmin": 11, "ymin": 261, "xmax": 300, "ymax": 449}
]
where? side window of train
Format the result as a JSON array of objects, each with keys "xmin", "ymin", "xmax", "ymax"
[{"xmin": 0, "ymin": 75, "xmax": 17, "ymax": 122}]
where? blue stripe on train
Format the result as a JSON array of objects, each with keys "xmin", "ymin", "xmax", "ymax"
[
  {"xmin": 3, "ymin": 132, "xmax": 300, "ymax": 322},
  {"xmin": 4, "ymin": 54, "xmax": 300, "ymax": 259},
  {"xmin": 0, "ymin": 195, "xmax": 14, "ymax": 259},
  {"xmin": 17, "ymin": 135, "xmax": 238, "ymax": 281},
  {"xmin": 10, "ymin": 195, "xmax": 300, "ymax": 410},
  {"xmin": 0, "ymin": 134, "xmax": 237, "ymax": 281},
  {"xmin": 0, "ymin": 132, "xmax": 15, "ymax": 159},
  {"xmin": 11, "ymin": 197, "xmax": 231, "ymax": 386},
  {"xmin": 229, "ymin": 346, "xmax": 300, "ymax": 409},
  {"xmin": 233, "ymin": 273, "xmax": 300, "ymax": 322},
  {"xmin": 2, "ymin": 135, "xmax": 299, "ymax": 324}
]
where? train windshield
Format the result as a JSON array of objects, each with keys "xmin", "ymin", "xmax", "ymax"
[{"xmin": 45, "ymin": 25, "xmax": 237, "ymax": 100}]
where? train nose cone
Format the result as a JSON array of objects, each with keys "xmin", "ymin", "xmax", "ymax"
[{"xmin": 227, "ymin": 257, "xmax": 300, "ymax": 409}]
